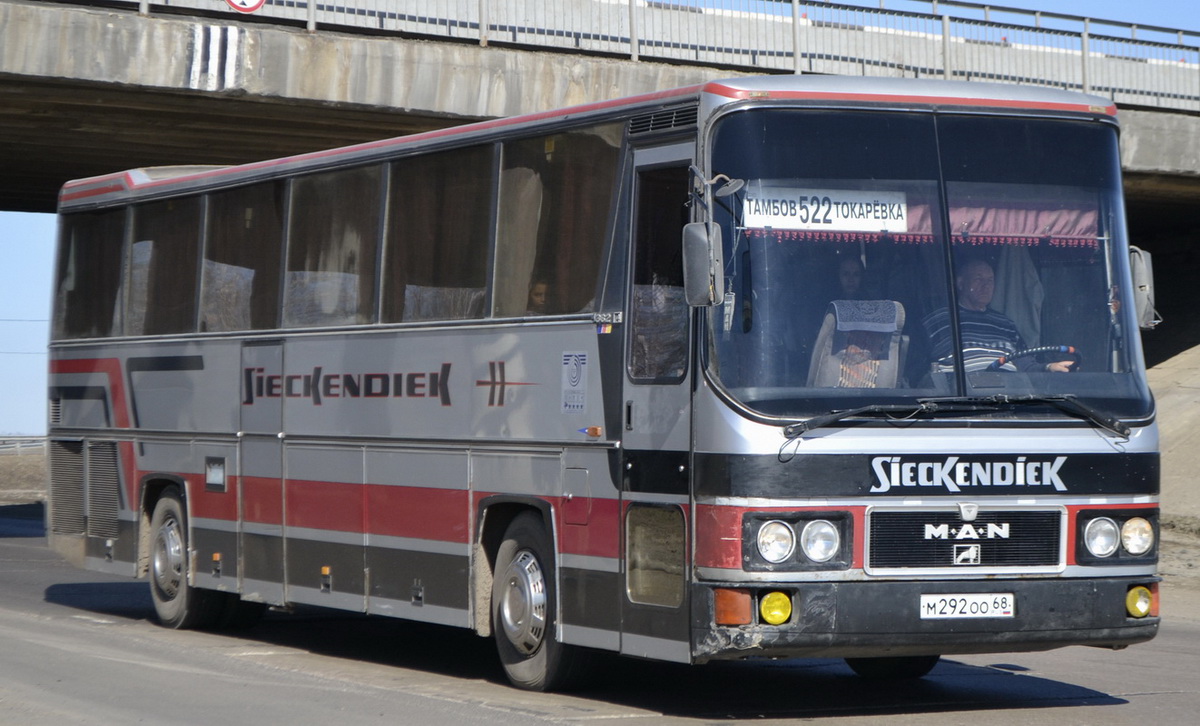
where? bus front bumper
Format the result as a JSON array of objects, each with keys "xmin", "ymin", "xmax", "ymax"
[{"xmin": 692, "ymin": 576, "xmax": 1160, "ymax": 663}]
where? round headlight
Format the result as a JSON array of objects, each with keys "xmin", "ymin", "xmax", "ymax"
[
  {"xmin": 1084, "ymin": 517, "xmax": 1120, "ymax": 558},
  {"xmin": 800, "ymin": 520, "xmax": 840, "ymax": 563},
  {"xmin": 756, "ymin": 521, "xmax": 796, "ymax": 563},
  {"xmin": 1121, "ymin": 517, "xmax": 1155, "ymax": 556}
]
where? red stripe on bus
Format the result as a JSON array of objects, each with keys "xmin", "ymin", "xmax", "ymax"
[
  {"xmin": 557, "ymin": 496, "xmax": 621, "ymax": 558},
  {"xmin": 49, "ymin": 358, "xmax": 131, "ymax": 429},
  {"xmin": 241, "ymin": 475, "xmax": 284, "ymax": 525},
  {"xmin": 188, "ymin": 474, "xmax": 239, "ymax": 521},
  {"xmin": 365, "ymin": 484, "xmax": 471, "ymax": 543}
]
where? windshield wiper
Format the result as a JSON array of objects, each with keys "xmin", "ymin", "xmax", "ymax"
[
  {"xmin": 782, "ymin": 394, "xmax": 1130, "ymax": 440},
  {"xmin": 917, "ymin": 394, "xmax": 1130, "ymax": 438},
  {"xmin": 783, "ymin": 402, "xmax": 939, "ymax": 438}
]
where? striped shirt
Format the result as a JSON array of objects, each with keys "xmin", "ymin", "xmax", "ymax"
[{"xmin": 923, "ymin": 306, "xmax": 1028, "ymax": 372}]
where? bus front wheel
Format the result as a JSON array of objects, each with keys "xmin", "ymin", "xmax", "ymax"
[
  {"xmin": 149, "ymin": 489, "xmax": 222, "ymax": 629},
  {"xmin": 491, "ymin": 512, "xmax": 587, "ymax": 691}
]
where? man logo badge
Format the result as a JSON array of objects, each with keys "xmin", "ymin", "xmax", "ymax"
[{"xmin": 954, "ymin": 544, "xmax": 981, "ymax": 565}]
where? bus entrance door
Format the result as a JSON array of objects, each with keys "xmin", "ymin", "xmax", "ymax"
[
  {"xmin": 238, "ymin": 340, "xmax": 286, "ymax": 605},
  {"xmin": 619, "ymin": 144, "xmax": 694, "ymax": 664}
]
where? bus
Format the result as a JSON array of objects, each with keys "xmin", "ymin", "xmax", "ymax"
[{"xmin": 47, "ymin": 75, "xmax": 1160, "ymax": 691}]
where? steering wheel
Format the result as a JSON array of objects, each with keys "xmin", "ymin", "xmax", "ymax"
[{"xmin": 987, "ymin": 345, "xmax": 1081, "ymax": 372}]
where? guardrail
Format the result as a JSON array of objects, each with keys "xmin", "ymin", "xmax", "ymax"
[
  {"xmin": 84, "ymin": 2, "xmax": 1200, "ymax": 111},
  {"xmin": 0, "ymin": 437, "xmax": 46, "ymax": 455}
]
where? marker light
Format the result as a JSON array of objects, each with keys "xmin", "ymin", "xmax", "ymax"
[
  {"xmin": 1126, "ymin": 585, "xmax": 1154, "ymax": 618},
  {"xmin": 1084, "ymin": 517, "xmax": 1120, "ymax": 558},
  {"xmin": 760, "ymin": 591, "xmax": 792, "ymax": 625},
  {"xmin": 1121, "ymin": 517, "xmax": 1155, "ymax": 556},
  {"xmin": 800, "ymin": 520, "xmax": 840, "ymax": 563},
  {"xmin": 757, "ymin": 521, "xmax": 796, "ymax": 564}
]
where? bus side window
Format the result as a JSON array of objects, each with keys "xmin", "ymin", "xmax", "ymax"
[
  {"xmin": 494, "ymin": 124, "xmax": 623, "ymax": 318},
  {"xmin": 130, "ymin": 197, "xmax": 202, "ymax": 335},
  {"xmin": 284, "ymin": 166, "xmax": 381, "ymax": 328},
  {"xmin": 53, "ymin": 209, "xmax": 126, "ymax": 339},
  {"xmin": 383, "ymin": 145, "xmax": 493, "ymax": 323},
  {"xmin": 202, "ymin": 181, "xmax": 286, "ymax": 332},
  {"xmin": 629, "ymin": 165, "xmax": 690, "ymax": 381}
]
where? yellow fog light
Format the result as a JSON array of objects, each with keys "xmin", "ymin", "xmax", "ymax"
[
  {"xmin": 760, "ymin": 591, "xmax": 792, "ymax": 625},
  {"xmin": 1125, "ymin": 585, "xmax": 1154, "ymax": 618}
]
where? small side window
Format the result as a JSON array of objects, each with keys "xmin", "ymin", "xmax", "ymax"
[{"xmin": 626, "ymin": 504, "xmax": 686, "ymax": 608}]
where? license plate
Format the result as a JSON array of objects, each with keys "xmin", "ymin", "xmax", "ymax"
[{"xmin": 919, "ymin": 593, "xmax": 1015, "ymax": 619}]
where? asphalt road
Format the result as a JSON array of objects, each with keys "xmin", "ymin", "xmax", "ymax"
[{"xmin": 3, "ymin": 501, "xmax": 1199, "ymax": 726}]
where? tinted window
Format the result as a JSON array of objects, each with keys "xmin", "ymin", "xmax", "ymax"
[
  {"xmin": 383, "ymin": 146, "xmax": 493, "ymax": 323},
  {"xmin": 129, "ymin": 197, "xmax": 201, "ymax": 335},
  {"xmin": 54, "ymin": 209, "xmax": 126, "ymax": 339},
  {"xmin": 494, "ymin": 124, "xmax": 623, "ymax": 317},
  {"xmin": 285, "ymin": 166, "xmax": 382, "ymax": 327},
  {"xmin": 202, "ymin": 181, "xmax": 286, "ymax": 331}
]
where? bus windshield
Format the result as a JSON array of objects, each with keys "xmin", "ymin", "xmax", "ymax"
[{"xmin": 707, "ymin": 109, "xmax": 1153, "ymax": 420}]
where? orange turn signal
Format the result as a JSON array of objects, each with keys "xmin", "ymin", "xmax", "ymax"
[{"xmin": 714, "ymin": 588, "xmax": 752, "ymax": 625}]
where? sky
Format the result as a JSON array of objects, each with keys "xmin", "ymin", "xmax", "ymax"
[{"xmin": 2, "ymin": 0, "xmax": 1199, "ymax": 435}]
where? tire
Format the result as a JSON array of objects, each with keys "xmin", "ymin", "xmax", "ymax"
[
  {"xmin": 491, "ymin": 512, "xmax": 588, "ymax": 691},
  {"xmin": 845, "ymin": 655, "xmax": 940, "ymax": 680},
  {"xmin": 148, "ymin": 489, "xmax": 223, "ymax": 629}
]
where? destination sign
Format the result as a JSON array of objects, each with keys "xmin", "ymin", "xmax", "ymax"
[{"xmin": 743, "ymin": 187, "xmax": 908, "ymax": 233}]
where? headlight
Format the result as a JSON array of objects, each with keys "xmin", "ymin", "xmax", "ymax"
[
  {"xmin": 800, "ymin": 520, "xmax": 840, "ymax": 563},
  {"xmin": 756, "ymin": 520, "xmax": 796, "ymax": 563},
  {"xmin": 1121, "ymin": 517, "xmax": 1155, "ymax": 556},
  {"xmin": 1084, "ymin": 517, "xmax": 1120, "ymax": 558}
]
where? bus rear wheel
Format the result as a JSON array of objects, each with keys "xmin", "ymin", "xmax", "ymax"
[
  {"xmin": 491, "ymin": 512, "xmax": 587, "ymax": 691},
  {"xmin": 845, "ymin": 655, "xmax": 940, "ymax": 680},
  {"xmin": 149, "ymin": 489, "xmax": 222, "ymax": 629}
]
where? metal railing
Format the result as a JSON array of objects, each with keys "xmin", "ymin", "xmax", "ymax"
[
  {"xmin": 85, "ymin": 2, "xmax": 1200, "ymax": 110},
  {"xmin": 0, "ymin": 437, "xmax": 46, "ymax": 455}
]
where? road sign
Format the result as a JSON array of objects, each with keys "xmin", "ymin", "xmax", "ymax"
[{"xmin": 226, "ymin": 0, "xmax": 267, "ymax": 13}]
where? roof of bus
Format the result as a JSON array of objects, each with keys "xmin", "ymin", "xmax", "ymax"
[{"xmin": 58, "ymin": 75, "xmax": 1116, "ymax": 211}]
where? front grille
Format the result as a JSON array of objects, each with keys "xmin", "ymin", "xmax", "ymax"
[{"xmin": 868, "ymin": 509, "xmax": 1061, "ymax": 570}]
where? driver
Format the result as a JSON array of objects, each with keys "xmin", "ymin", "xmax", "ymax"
[{"xmin": 923, "ymin": 259, "xmax": 1075, "ymax": 373}]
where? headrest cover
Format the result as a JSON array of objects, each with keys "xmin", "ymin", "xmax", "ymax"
[{"xmin": 830, "ymin": 300, "xmax": 905, "ymax": 333}]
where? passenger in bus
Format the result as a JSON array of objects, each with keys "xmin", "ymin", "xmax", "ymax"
[
  {"xmin": 923, "ymin": 259, "xmax": 1075, "ymax": 373},
  {"xmin": 836, "ymin": 256, "xmax": 865, "ymax": 299},
  {"xmin": 526, "ymin": 279, "xmax": 550, "ymax": 315}
]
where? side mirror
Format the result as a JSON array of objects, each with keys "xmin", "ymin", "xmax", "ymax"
[
  {"xmin": 1129, "ymin": 246, "xmax": 1162, "ymax": 330},
  {"xmin": 682, "ymin": 222, "xmax": 724, "ymax": 307}
]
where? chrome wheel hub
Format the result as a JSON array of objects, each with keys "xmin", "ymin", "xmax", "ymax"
[
  {"xmin": 152, "ymin": 514, "xmax": 184, "ymax": 599},
  {"xmin": 499, "ymin": 550, "xmax": 547, "ymax": 655}
]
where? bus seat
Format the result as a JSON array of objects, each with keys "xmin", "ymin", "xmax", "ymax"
[
  {"xmin": 402, "ymin": 284, "xmax": 486, "ymax": 322},
  {"xmin": 807, "ymin": 300, "xmax": 907, "ymax": 388}
]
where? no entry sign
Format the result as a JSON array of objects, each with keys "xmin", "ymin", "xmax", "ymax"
[{"xmin": 226, "ymin": 0, "xmax": 267, "ymax": 13}]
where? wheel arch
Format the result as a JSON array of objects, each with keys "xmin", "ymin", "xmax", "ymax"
[
  {"xmin": 137, "ymin": 474, "xmax": 187, "ymax": 578},
  {"xmin": 472, "ymin": 496, "xmax": 555, "ymax": 637}
]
